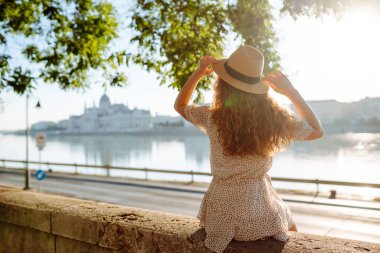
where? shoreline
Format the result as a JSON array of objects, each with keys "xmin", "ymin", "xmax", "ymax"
[
  {"xmin": 2, "ymin": 124, "xmax": 380, "ymax": 136},
  {"xmin": 0, "ymin": 126, "xmax": 206, "ymax": 137}
]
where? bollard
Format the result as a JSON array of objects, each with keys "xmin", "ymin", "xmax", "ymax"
[
  {"xmin": 105, "ymin": 165, "xmax": 110, "ymax": 177},
  {"xmin": 313, "ymin": 178, "xmax": 320, "ymax": 200},
  {"xmin": 329, "ymin": 190, "xmax": 337, "ymax": 199},
  {"xmin": 47, "ymin": 162, "xmax": 52, "ymax": 172},
  {"xmin": 190, "ymin": 170, "xmax": 194, "ymax": 183},
  {"xmin": 145, "ymin": 168, "xmax": 148, "ymax": 180}
]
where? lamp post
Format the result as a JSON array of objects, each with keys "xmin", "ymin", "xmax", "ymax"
[{"xmin": 24, "ymin": 93, "xmax": 41, "ymax": 190}]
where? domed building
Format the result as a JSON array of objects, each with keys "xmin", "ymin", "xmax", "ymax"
[
  {"xmin": 99, "ymin": 94, "xmax": 111, "ymax": 109},
  {"xmin": 58, "ymin": 94, "xmax": 153, "ymax": 133}
]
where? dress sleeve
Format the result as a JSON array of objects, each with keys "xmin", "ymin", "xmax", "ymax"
[
  {"xmin": 184, "ymin": 104, "xmax": 211, "ymax": 134},
  {"xmin": 291, "ymin": 118, "xmax": 314, "ymax": 141}
]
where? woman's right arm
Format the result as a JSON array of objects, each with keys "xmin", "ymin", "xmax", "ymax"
[{"xmin": 263, "ymin": 72, "xmax": 324, "ymax": 140}]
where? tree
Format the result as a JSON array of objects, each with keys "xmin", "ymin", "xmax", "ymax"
[
  {"xmin": 130, "ymin": 0, "xmax": 380, "ymax": 101},
  {"xmin": 281, "ymin": 0, "xmax": 380, "ymax": 18},
  {"xmin": 130, "ymin": 0, "xmax": 228, "ymax": 102},
  {"xmin": 228, "ymin": 0, "xmax": 280, "ymax": 74},
  {"xmin": 2, "ymin": 0, "xmax": 379, "ymax": 103},
  {"xmin": 130, "ymin": 0, "xmax": 282, "ymax": 102},
  {"xmin": 0, "ymin": 0, "xmax": 128, "ymax": 95}
]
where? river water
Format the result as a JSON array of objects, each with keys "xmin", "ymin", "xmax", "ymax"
[{"xmin": 1, "ymin": 132, "xmax": 380, "ymax": 197}]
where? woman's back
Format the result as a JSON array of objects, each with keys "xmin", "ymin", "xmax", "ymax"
[
  {"xmin": 186, "ymin": 103, "xmax": 312, "ymax": 178},
  {"xmin": 185, "ymin": 103, "xmax": 313, "ymax": 253}
]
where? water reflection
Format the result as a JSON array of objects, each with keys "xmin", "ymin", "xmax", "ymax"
[
  {"xmin": 45, "ymin": 133, "xmax": 211, "ymax": 170},
  {"xmin": 51, "ymin": 135, "xmax": 153, "ymax": 166},
  {"xmin": 1, "ymin": 132, "xmax": 380, "ymax": 183},
  {"xmin": 289, "ymin": 133, "xmax": 380, "ymax": 156},
  {"xmin": 183, "ymin": 135, "xmax": 210, "ymax": 168}
]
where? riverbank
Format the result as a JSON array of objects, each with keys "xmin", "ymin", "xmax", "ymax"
[
  {"xmin": 2, "ymin": 123, "xmax": 380, "ymax": 137},
  {"xmin": 0, "ymin": 126, "xmax": 205, "ymax": 137}
]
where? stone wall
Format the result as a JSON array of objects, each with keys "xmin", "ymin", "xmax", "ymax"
[{"xmin": 0, "ymin": 186, "xmax": 379, "ymax": 253}]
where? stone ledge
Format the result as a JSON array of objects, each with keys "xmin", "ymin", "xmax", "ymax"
[
  {"xmin": 0, "ymin": 221, "xmax": 55, "ymax": 253},
  {"xmin": 0, "ymin": 186, "xmax": 379, "ymax": 253}
]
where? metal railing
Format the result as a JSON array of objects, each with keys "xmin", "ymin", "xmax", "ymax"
[
  {"xmin": 1, "ymin": 158, "xmax": 380, "ymax": 190},
  {"xmin": 2, "ymin": 158, "xmax": 380, "ymax": 211}
]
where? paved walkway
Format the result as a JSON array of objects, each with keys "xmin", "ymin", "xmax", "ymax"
[{"xmin": 1, "ymin": 168, "xmax": 380, "ymax": 244}]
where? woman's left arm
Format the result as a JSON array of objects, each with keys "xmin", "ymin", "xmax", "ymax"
[{"xmin": 174, "ymin": 56, "xmax": 218, "ymax": 118}]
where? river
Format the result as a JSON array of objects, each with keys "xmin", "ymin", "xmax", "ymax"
[{"xmin": 1, "ymin": 132, "xmax": 380, "ymax": 197}]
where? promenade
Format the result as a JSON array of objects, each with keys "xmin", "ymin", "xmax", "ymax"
[{"xmin": 1, "ymin": 168, "xmax": 380, "ymax": 244}]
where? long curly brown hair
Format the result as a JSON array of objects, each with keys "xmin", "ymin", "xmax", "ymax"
[{"xmin": 211, "ymin": 77, "xmax": 297, "ymax": 157}]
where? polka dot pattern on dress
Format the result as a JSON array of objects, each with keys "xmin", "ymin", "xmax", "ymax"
[{"xmin": 184, "ymin": 104, "xmax": 313, "ymax": 253}]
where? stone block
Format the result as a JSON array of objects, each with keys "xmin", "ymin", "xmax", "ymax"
[
  {"xmin": 52, "ymin": 201, "xmax": 207, "ymax": 251},
  {"xmin": 0, "ymin": 202, "xmax": 51, "ymax": 232},
  {"xmin": 56, "ymin": 236, "xmax": 113, "ymax": 253},
  {"xmin": 0, "ymin": 186, "xmax": 93, "ymax": 233},
  {"xmin": 1, "ymin": 186, "xmax": 380, "ymax": 253},
  {"xmin": 0, "ymin": 221, "xmax": 55, "ymax": 253},
  {"xmin": 0, "ymin": 189, "xmax": 89, "ymax": 212},
  {"xmin": 0, "ymin": 185, "xmax": 19, "ymax": 196}
]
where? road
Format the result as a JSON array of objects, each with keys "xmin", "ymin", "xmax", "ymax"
[{"xmin": 1, "ymin": 168, "xmax": 380, "ymax": 244}]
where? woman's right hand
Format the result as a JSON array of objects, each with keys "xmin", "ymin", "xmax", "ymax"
[
  {"xmin": 262, "ymin": 71, "xmax": 297, "ymax": 98},
  {"xmin": 196, "ymin": 55, "xmax": 219, "ymax": 76}
]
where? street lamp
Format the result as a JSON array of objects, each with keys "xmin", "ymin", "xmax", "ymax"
[{"xmin": 24, "ymin": 93, "xmax": 41, "ymax": 190}]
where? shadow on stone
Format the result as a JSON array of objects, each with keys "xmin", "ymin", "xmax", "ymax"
[
  {"xmin": 189, "ymin": 227, "xmax": 207, "ymax": 243},
  {"xmin": 189, "ymin": 228, "xmax": 286, "ymax": 253},
  {"xmin": 227, "ymin": 238, "xmax": 286, "ymax": 253}
]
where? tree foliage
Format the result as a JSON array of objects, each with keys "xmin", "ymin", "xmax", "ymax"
[
  {"xmin": 130, "ymin": 0, "xmax": 283, "ymax": 101},
  {"xmin": 130, "ymin": 0, "xmax": 380, "ymax": 101},
  {"xmin": 1, "ymin": 0, "xmax": 379, "ymax": 102},
  {"xmin": 130, "ymin": 0, "xmax": 228, "ymax": 102},
  {"xmin": 228, "ymin": 0, "xmax": 280, "ymax": 74},
  {"xmin": 0, "ymin": 0, "xmax": 128, "ymax": 95},
  {"xmin": 281, "ymin": 0, "xmax": 380, "ymax": 18}
]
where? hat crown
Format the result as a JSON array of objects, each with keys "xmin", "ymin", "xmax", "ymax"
[
  {"xmin": 211, "ymin": 44, "xmax": 268, "ymax": 94},
  {"xmin": 227, "ymin": 45, "xmax": 264, "ymax": 78}
]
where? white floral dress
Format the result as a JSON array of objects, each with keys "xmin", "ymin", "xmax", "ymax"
[{"xmin": 185, "ymin": 104, "xmax": 313, "ymax": 253}]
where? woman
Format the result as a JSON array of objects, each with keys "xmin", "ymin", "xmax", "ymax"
[{"xmin": 174, "ymin": 45, "xmax": 323, "ymax": 253}]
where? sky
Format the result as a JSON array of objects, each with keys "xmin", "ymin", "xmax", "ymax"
[{"xmin": 1, "ymin": 1, "xmax": 380, "ymax": 130}]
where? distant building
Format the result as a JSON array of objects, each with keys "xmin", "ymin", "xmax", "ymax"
[
  {"xmin": 153, "ymin": 114, "xmax": 184, "ymax": 127},
  {"xmin": 352, "ymin": 97, "xmax": 380, "ymax": 120},
  {"xmin": 306, "ymin": 100, "xmax": 345, "ymax": 124},
  {"xmin": 33, "ymin": 96, "xmax": 380, "ymax": 135},
  {"xmin": 56, "ymin": 94, "xmax": 182, "ymax": 134},
  {"xmin": 31, "ymin": 121, "xmax": 58, "ymax": 131},
  {"xmin": 294, "ymin": 97, "xmax": 380, "ymax": 125}
]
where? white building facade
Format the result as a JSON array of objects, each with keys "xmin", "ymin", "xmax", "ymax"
[{"xmin": 58, "ymin": 94, "xmax": 153, "ymax": 133}]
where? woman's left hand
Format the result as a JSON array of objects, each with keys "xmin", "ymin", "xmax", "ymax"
[
  {"xmin": 262, "ymin": 71, "xmax": 297, "ymax": 98},
  {"xmin": 196, "ymin": 56, "xmax": 219, "ymax": 76}
]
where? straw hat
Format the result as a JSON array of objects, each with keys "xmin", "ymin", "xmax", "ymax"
[{"xmin": 212, "ymin": 45, "xmax": 269, "ymax": 94}]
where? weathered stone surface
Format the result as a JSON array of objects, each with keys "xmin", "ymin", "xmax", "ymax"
[
  {"xmin": 0, "ymin": 185, "xmax": 19, "ymax": 196},
  {"xmin": 56, "ymin": 236, "xmax": 113, "ymax": 253},
  {"xmin": 0, "ymin": 187, "xmax": 89, "ymax": 233},
  {"xmin": 0, "ymin": 202, "xmax": 51, "ymax": 232},
  {"xmin": 0, "ymin": 187, "xmax": 89, "ymax": 212},
  {"xmin": 224, "ymin": 232, "xmax": 380, "ymax": 253},
  {"xmin": 52, "ymin": 201, "xmax": 207, "ymax": 251},
  {"xmin": 0, "ymin": 221, "xmax": 55, "ymax": 253},
  {"xmin": 1, "ymin": 185, "xmax": 380, "ymax": 253}
]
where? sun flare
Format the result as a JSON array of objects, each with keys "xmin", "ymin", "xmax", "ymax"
[{"xmin": 276, "ymin": 5, "xmax": 380, "ymax": 103}]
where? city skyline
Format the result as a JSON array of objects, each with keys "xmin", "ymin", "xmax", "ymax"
[{"xmin": 4, "ymin": 94, "xmax": 380, "ymax": 133}]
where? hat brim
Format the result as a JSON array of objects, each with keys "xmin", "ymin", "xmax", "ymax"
[{"xmin": 212, "ymin": 59, "xmax": 269, "ymax": 94}]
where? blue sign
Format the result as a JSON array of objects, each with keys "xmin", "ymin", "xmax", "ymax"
[{"xmin": 35, "ymin": 169, "xmax": 46, "ymax": 181}]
